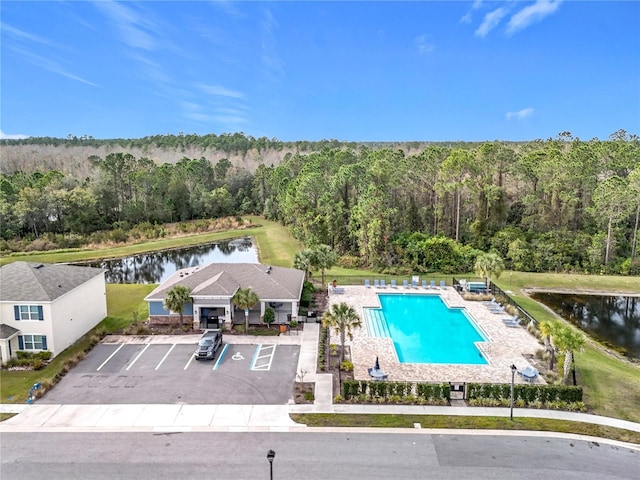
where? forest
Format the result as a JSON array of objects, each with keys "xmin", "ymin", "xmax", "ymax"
[{"xmin": 1, "ymin": 130, "xmax": 639, "ymax": 275}]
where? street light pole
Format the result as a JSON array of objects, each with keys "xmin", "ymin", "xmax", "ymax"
[
  {"xmin": 510, "ymin": 364, "xmax": 517, "ymax": 421},
  {"xmin": 267, "ymin": 449, "xmax": 275, "ymax": 480}
]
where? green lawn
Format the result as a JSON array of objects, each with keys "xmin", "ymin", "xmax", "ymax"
[
  {"xmin": 493, "ymin": 272, "xmax": 640, "ymax": 423},
  {"xmin": 292, "ymin": 414, "xmax": 640, "ymax": 445}
]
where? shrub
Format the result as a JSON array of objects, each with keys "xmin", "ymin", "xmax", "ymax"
[
  {"xmin": 340, "ymin": 360, "xmax": 353, "ymax": 372},
  {"xmin": 263, "ymin": 307, "xmax": 275, "ymax": 328}
]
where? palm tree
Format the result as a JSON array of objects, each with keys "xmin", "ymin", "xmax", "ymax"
[
  {"xmin": 312, "ymin": 244, "xmax": 337, "ymax": 287},
  {"xmin": 539, "ymin": 319, "xmax": 559, "ymax": 371},
  {"xmin": 293, "ymin": 248, "xmax": 314, "ymax": 281},
  {"xmin": 322, "ymin": 302, "xmax": 362, "ymax": 363},
  {"xmin": 232, "ymin": 287, "xmax": 260, "ymax": 332},
  {"xmin": 163, "ymin": 285, "xmax": 192, "ymax": 327},
  {"xmin": 553, "ymin": 324, "xmax": 585, "ymax": 385},
  {"xmin": 474, "ymin": 252, "xmax": 505, "ymax": 289}
]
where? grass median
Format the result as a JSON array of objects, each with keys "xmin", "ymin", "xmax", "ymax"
[{"xmin": 291, "ymin": 414, "xmax": 640, "ymax": 445}]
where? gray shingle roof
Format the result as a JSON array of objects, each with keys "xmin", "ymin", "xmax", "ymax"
[
  {"xmin": 0, "ymin": 323, "xmax": 20, "ymax": 339},
  {"xmin": 145, "ymin": 263, "xmax": 305, "ymax": 302},
  {"xmin": 0, "ymin": 262, "xmax": 105, "ymax": 302}
]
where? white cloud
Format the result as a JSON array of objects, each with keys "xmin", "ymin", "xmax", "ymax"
[
  {"xmin": 93, "ymin": 1, "xmax": 159, "ymax": 51},
  {"xmin": 460, "ymin": 0, "xmax": 484, "ymax": 24},
  {"xmin": 0, "ymin": 130, "xmax": 30, "ymax": 140},
  {"xmin": 260, "ymin": 8, "xmax": 284, "ymax": 80},
  {"xmin": 415, "ymin": 34, "xmax": 436, "ymax": 54},
  {"xmin": 1, "ymin": 22, "xmax": 63, "ymax": 48},
  {"xmin": 506, "ymin": 0, "xmax": 562, "ymax": 36},
  {"xmin": 198, "ymin": 84, "xmax": 246, "ymax": 99},
  {"xmin": 475, "ymin": 7, "xmax": 509, "ymax": 38},
  {"xmin": 506, "ymin": 107, "xmax": 534, "ymax": 120}
]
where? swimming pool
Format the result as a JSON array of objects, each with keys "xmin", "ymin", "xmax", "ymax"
[{"xmin": 365, "ymin": 294, "xmax": 488, "ymax": 365}]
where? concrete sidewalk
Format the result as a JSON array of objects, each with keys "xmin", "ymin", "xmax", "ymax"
[{"xmin": 2, "ymin": 402, "xmax": 639, "ymax": 435}]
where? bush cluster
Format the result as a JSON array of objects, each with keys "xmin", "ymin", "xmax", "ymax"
[
  {"xmin": 3, "ymin": 350, "xmax": 53, "ymax": 370},
  {"xmin": 466, "ymin": 383, "xmax": 583, "ymax": 411},
  {"xmin": 318, "ymin": 327, "xmax": 328, "ymax": 371},
  {"xmin": 341, "ymin": 380, "xmax": 450, "ymax": 405}
]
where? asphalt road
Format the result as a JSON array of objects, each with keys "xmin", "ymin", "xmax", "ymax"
[
  {"xmin": 1, "ymin": 431, "xmax": 637, "ymax": 480},
  {"xmin": 38, "ymin": 342, "xmax": 299, "ymax": 404}
]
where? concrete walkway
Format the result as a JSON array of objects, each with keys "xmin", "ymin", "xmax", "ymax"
[{"xmin": 2, "ymin": 322, "xmax": 640, "ymax": 442}]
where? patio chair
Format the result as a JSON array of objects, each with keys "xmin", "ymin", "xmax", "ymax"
[
  {"xmin": 430, "ymin": 280, "xmax": 436, "ymax": 289},
  {"xmin": 518, "ymin": 366, "xmax": 539, "ymax": 383},
  {"xmin": 374, "ymin": 279, "xmax": 380, "ymax": 288},
  {"xmin": 490, "ymin": 305, "xmax": 506, "ymax": 314},
  {"xmin": 422, "ymin": 280, "xmax": 428, "ymax": 288},
  {"xmin": 503, "ymin": 316, "xmax": 521, "ymax": 327},
  {"xmin": 482, "ymin": 298, "xmax": 498, "ymax": 306},
  {"xmin": 439, "ymin": 280, "xmax": 446, "ymax": 289},
  {"xmin": 391, "ymin": 279, "xmax": 397, "ymax": 288},
  {"xmin": 403, "ymin": 280, "xmax": 409, "ymax": 288},
  {"xmin": 412, "ymin": 279, "xmax": 418, "ymax": 288},
  {"xmin": 365, "ymin": 279, "xmax": 371, "ymax": 288},
  {"xmin": 380, "ymin": 279, "xmax": 387, "ymax": 288}
]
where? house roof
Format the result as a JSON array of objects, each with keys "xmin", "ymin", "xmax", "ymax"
[
  {"xmin": 0, "ymin": 323, "xmax": 20, "ymax": 339},
  {"xmin": 0, "ymin": 262, "xmax": 105, "ymax": 302},
  {"xmin": 144, "ymin": 263, "xmax": 305, "ymax": 302}
]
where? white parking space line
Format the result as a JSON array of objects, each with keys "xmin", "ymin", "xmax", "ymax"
[
  {"xmin": 126, "ymin": 344, "xmax": 150, "ymax": 371},
  {"xmin": 184, "ymin": 351, "xmax": 195, "ymax": 370},
  {"xmin": 251, "ymin": 344, "xmax": 276, "ymax": 371},
  {"xmin": 155, "ymin": 344, "xmax": 176, "ymax": 371},
  {"xmin": 213, "ymin": 344, "xmax": 229, "ymax": 370},
  {"xmin": 96, "ymin": 344, "xmax": 124, "ymax": 371}
]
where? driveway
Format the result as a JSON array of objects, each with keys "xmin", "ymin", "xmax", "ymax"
[{"xmin": 39, "ymin": 335, "xmax": 300, "ymax": 405}]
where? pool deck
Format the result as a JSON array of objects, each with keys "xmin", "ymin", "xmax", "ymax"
[{"xmin": 328, "ymin": 284, "xmax": 545, "ymax": 385}]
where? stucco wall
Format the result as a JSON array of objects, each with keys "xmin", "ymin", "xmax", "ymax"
[{"xmin": 49, "ymin": 273, "xmax": 107, "ymax": 355}]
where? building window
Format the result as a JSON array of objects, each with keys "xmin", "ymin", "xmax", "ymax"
[
  {"xmin": 14, "ymin": 305, "xmax": 44, "ymax": 321},
  {"xmin": 19, "ymin": 334, "xmax": 48, "ymax": 351}
]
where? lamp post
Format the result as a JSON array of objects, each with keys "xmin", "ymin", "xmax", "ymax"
[
  {"xmin": 267, "ymin": 449, "xmax": 275, "ymax": 480},
  {"xmin": 510, "ymin": 364, "xmax": 517, "ymax": 421}
]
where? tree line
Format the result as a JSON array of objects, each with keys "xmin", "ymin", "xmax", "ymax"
[{"xmin": 1, "ymin": 131, "xmax": 638, "ymax": 274}]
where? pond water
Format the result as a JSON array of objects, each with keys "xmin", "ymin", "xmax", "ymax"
[
  {"xmin": 84, "ymin": 237, "xmax": 258, "ymax": 284},
  {"xmin": 530, "ymin": 292, "xmax": 640, "ymax": 358}
]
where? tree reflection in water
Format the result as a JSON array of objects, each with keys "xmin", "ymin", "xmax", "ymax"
[
  {"xmin": 531, "ymin": 292, "xmax": 640, "ymax": 359},
  {"xmin": 83, "ymin": 237, "xmax": 258, "ymax": 285}
]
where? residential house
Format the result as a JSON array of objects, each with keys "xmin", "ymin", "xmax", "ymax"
[
  {"xmin": 144, "ymin": 263, "xmax": 305, "ymax": 329},
  {"xmin": 0, "ymin": 262, "xmax": 107, "ymax": 364}
]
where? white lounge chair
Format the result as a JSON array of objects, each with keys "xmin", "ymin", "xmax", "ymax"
[{"xmin": 364, "ymin": 279, "xmax": 371, "ymax": 288}]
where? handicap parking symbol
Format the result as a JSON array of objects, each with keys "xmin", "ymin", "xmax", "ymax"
[{"xmin": 232, "ymin": 352, "xmax": 244, "ymax": 361}]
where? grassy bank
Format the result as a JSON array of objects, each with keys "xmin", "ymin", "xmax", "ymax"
[
  {"xmin": 292, "ymin": 414, "xmax": 640, "ymax": 445},
  {"xmin": 494, "ymin": 272, "xmax": 640, "ymax": 423},
  {"xmin": 0, "ymin": 216, "xmax": 300, "ymax": 267}
]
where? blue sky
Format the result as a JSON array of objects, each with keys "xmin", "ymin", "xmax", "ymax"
[{"xmin": 1, "ymin": 1, "xmax": 638, "ymax": 142}]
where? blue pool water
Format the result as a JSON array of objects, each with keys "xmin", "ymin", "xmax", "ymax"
[{"xmin": 365, "ymin": 294, "xmax": 487, "ymax": 365}]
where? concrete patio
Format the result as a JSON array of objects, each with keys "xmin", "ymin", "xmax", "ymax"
[{"xmin": 327, "ymin": 284, "xmax": 544, "ymax": 385}]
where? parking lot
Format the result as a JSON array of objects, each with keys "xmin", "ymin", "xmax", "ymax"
[{"xmin": 40, "ymin": 339, "xmax": 300, "ymax": 405}]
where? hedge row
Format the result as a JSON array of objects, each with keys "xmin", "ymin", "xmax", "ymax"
[
  {"xmin": 318, "ymin": 326, "xmax": 328, "ymax": 371},
  {"xmin": 466, "ymin": 383, "xmax": 583, "ymax": 403},
  {"xmin": 342, "ymin": 380, "xmax": 450, "ymax": 401}
]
